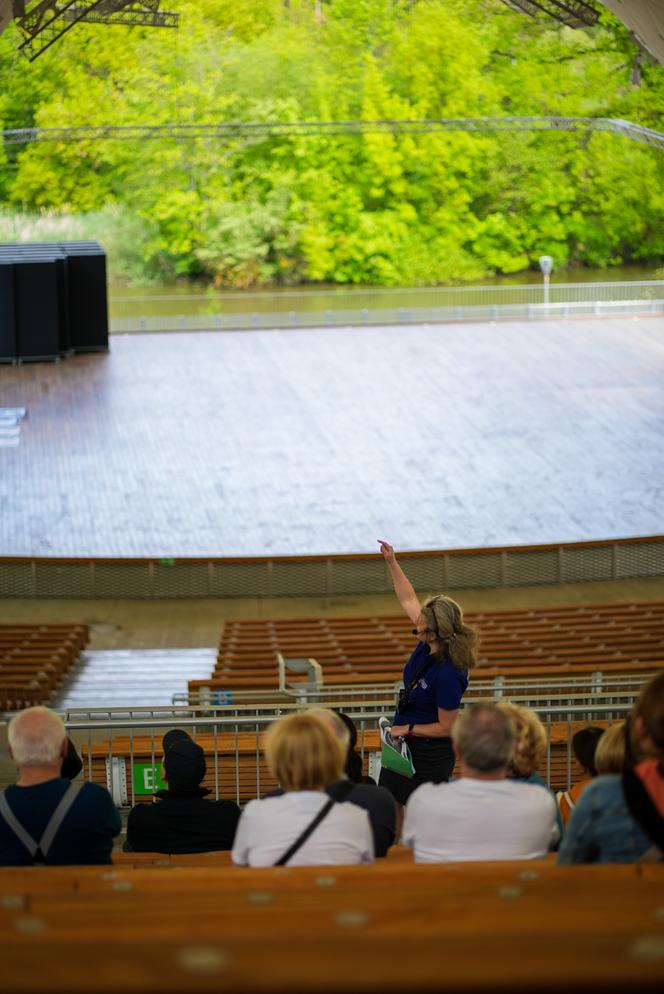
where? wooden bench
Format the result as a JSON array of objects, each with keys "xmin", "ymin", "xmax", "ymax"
[
  {"xmin": 0, "ymin": 862, "xmax": 661, "ymax": 993},
  {"xmin": 190, "ymin": 602, "xmax": 664, "ymax": 700},
  {"xmin": 0, "ymin": 624, "xmax": 89, "ymax": 710}
]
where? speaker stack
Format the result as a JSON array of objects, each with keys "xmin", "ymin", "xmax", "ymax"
[{"xmin": 0, "ymin": 240, "xmax": 109, "ymax": 362}]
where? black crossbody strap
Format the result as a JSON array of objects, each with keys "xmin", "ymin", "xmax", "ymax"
[
  {"xmin": 622, "ymin": 768, "xmax": 664, "ymax": 856},
  {"xmin": 404, "ymin": 653, "xmax": 436, "ymax": 693},
  {"xmin": 274, "ymin": 781, "xmax": 355, "ymax": 867}
]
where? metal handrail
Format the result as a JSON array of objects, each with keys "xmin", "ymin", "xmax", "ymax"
[
  {"xmin": 3, "ymin": 117, "xmax": 663, "ymax": 150},
  {"xmin": 112, "ymin": 301, "xmax": 664, "ymax": 331},
  {"xmin": 49, "ymin": 671, "xmax": 648, "ymax": 721},
  {"xmin": 64, "ymin": 701, "xmax": 635, "ymax": 732},
  {"xmin": 61, "ymin": 688, "xmax": 642, "ymax": 723},
  {"xmin": 62, "ymin": 700, "xmax": 636, "ymax": 804}
]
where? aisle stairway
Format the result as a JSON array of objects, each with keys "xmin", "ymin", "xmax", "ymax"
[{"xmin": 53, "ymin": 648, "xmax": 217, "ymax": 710}]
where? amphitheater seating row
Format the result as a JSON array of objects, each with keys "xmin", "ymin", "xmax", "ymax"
[
  {"xmin": 82, "ymin": 719, "xmax": 611, "ymax": 804},
  {"xmin": 0, "ymin": 859, "xmax": 662, "ymax": 993},
  {"xmin": 187, "ymin": 601, "xmax": 664, "ymax": 697},
  {"xmin": 0, "ymin": 624, "xmax": 89, "ymax": 711}
]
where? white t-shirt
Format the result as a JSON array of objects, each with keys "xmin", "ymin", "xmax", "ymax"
[
  {"xmin": 231, "ymin": 791, "xmax": 375, "ymax": 867},
  {"xmin": 403, "ymin": 777, "xmax": 560, "ymax": 863}
]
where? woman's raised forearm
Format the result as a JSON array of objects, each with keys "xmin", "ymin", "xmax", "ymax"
[{"xmin": 378, "ymin": 540, "xmax": 420, "ymax": 623}]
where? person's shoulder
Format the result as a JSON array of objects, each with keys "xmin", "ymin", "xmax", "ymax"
[
  {"xmin": 571, "ymin": 778, "xmax": 592, "ymax": 800},
  {"xmin": 127, "ymin": 801, "xmax": 155, "ymax": 822},
  {"xmin": 334, "ymin": 800, "xmax": 372, "ymax": 829},
  {"xmin": 347, "ymin": 782, "xmax": 395, "ymax": 808},
  {"xmin": 240, "ymin": 796, "xmax": 271, "ymax": 819},
  {"xmin": 580, "ymin": 774, "xmax": 623, "ymax": 804},
  {"xmin": 209, "ymin": 798, "xmax": 241, "ymax": 816},
  {"xmin": 432, "ymin": 657, "xmax": 465, "ymax": 684},
  {"xmin": 407, "ymin": 781, "xmax": 444, "ymax": 809},
  {"xmin": 504, "ymin": 778, "xmax": 551, "ymax": 799},
  {"xmin": 79, "ymin": 781, "xmax": 115, "ymax": 804}
]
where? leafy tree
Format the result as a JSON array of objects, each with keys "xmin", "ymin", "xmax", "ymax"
[{"xmin": 0, "ymin": 0, "xmax": 661, "ymax": 285}]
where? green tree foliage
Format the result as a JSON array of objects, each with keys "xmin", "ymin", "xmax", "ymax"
[{"xmin": 0, "ymin": 0, "xmax": 662, "ymax": 285}]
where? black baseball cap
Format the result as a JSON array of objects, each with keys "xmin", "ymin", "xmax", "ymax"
[{"xmin": 162, "ymin": 729, "xmax": 206, "ymax": 790}]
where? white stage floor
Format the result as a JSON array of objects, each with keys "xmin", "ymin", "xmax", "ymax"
[{"xmin": 1, "ymin": 317, "xmax": 663, "ymax": 557}]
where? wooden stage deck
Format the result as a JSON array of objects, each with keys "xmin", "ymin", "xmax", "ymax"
[{"xmin": 0, "ymin": 316, "xmax": 662, "ymax": 558}]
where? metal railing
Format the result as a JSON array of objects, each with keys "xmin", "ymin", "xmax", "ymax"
[
  {"xmin": 3, "ymin": 535, "xmax": 663, "ymax": 599},
  {"xmin": 109, "ymin": 281, "xmax": 664, "ymax": 333},
  {"xmin": 179, "ymin": 670, "xmax": 650, "ymax": 709},
  {"xmin": 4, "ymin": 116, "xmax": 664, "ymax": 150},
  {"xmin": 62, "ymin": 694, "xmax": 639, "ymax": 805}
]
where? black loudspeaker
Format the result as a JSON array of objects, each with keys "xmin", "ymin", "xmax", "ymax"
[
  {"xmin": 61, "ymin": 241, "xmax": 109, "ymax": 352},
  {"xmin": 0, "ymin": 240, "xmax": 108, "ymax": 361},
  {"xmin": 0, "ymin": 259, "xmax": 17, "ymax": 361},
  {"xmin": 13, "ymin": 257, "xmax": 62, "ymax": 360}
]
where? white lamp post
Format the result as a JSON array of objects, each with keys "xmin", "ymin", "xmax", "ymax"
[{"xmin": 539, "ymin": 255, "xmax": 553, "ymax": 307}]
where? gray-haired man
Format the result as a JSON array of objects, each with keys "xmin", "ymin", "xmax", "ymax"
[
  {"xmin": 403, "ymin": 703, "xmax": 559, "ymax": 862},
  {"xmin": 0, "ymin": 707, "xmax": 120, "ymax": 865}
]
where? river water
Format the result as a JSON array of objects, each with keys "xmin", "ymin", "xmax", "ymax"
[{"xmin": 109, "ymin": 264, "xmax": 662, "ymax": 320}]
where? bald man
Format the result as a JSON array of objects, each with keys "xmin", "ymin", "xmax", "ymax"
[{"xmin": 0, "ymin": 707, "xmax": 120, "ymax": 865}]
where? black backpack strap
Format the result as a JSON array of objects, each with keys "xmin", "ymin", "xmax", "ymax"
[
  {"xmin": 622, "ymin": 769, "xmax": 664, "ymax": 856},
  {"xmin": 274, "ymin": 781, "xmax": 355, "ymax": 867},
  {"xmin": 274, "ymin": 798, "xmax": 336, "ymax": 866},
  {"xmin": 399, "ymin": 653, "xmax": 439, "ymax": 713},
  {"xmin": 407, "ymin": 652, "xmax": 437, "ymax": 692},
  {"xmin": 0, "ymin": 782, "xmax": 83, "ymax": 862}
]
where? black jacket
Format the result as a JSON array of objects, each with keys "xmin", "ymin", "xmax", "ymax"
[{"xmin": 125, "ymin": 787, "xmax": 240, "ymax": 854}]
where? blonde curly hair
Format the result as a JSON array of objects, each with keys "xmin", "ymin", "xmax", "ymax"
[
  {"xmin": 595, "ymin": 722, "xmax": 626, "ymax": 775},
  {"xmin": 496, "ymin": 701, "xmax": 547, "ymax": 777}
]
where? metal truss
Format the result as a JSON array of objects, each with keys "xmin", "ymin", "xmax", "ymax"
[
  {"xmin": 2, "ymin": 116, "xmax": 663, "ymax": 151},
  {"xmin": 60, "ymin": 1, "xmax": 178, "ymax": 27},
  {"xmin": 499, "ymin": 0, "xmax": 600, "ymax": 28},
  {"xmin": 15, "ymin": 0, "xmax": 178, "ymax": 61}
]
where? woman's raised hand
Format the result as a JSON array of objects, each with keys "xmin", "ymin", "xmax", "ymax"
[{"xmin": 378, "ymin": 539, "xmax": 396, "ymax": 564}]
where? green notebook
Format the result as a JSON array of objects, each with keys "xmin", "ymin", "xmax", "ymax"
[{"xmin": 379, "ymin": 717, "xmax": 416, "ymax": 778}]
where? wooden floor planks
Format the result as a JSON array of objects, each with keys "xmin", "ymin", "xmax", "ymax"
[{"xmin": 1, "ymin": 316, "xmax": 663, "ymax": 557}]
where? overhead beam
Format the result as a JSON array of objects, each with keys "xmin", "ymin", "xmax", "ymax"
[
  {"xmin": 15, "ymin": 0, "xmax": 178, "ymax": 60},
  {"xmin": 499, "ymin": 0, "xmax": 600, "ymax": 27},
  {"xmin": 60, "ymin": 1, "xmax": 178, "ymax": 28}
]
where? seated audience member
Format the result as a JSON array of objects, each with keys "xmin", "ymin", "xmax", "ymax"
[
  {"xmin": 557, "ymin": 727, "xmax": 604, "ymax": 827},
  {"xmin": 496, "ymin": 700, "xmax": 562, "ymax": 842},
  {"xmin": 336, "ymin": 711, "xmax": 376, "ymax": 785},
  {"xmin": 267, "ymin": 708, "xmax": 396, "ymax": 857},
  {"xmin": 558, "ymin": 672, "xmax": 664, "ymax": 864},
  {"xmin": 496, "ymin": 701, "xmax": 548, "ymax": 784},
  {"xmin": 403, "ymin": 703, "xmax": 559, "ymax": 862},
  {"xmin": 0, "ymin": 707, "xmax": 120, "ymax": 866},
  {"xmin": 594, "ymin": 722, "xmax": 627, "ymax": 776},
  {"xmin": 61, "ymin": 738, "xmax": 84, "ymax": 781},
  {"xmin": 125, "ymin": 729, "xmax": 240, "ymax": 853},
  {"xmin": 232, "ymin": 712, "xmax": 374, "ymax": 867}
]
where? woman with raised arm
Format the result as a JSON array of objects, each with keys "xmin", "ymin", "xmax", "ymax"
[{"xmin": 377, "ymin": 540, "xmax": 479, "ymax": 807}]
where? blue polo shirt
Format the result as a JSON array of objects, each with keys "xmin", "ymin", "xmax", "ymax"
[{"xmin": 393, "ymin": 641, "xmax": 468, "ymax": 727}]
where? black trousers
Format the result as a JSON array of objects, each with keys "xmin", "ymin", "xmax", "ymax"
[{"xmin": 378, "ymin": 736, "xmax": 455, "ymax": 806}]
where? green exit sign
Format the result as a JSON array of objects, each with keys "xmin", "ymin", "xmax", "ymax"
[{"xmin": 133, "ymin": 763, "xmax": 166, "ymax": 795}]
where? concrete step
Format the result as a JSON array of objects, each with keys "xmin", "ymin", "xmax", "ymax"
[{"xmin": 53, "ymin": 648, "xmax": 216, "ymax": 710}]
